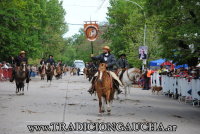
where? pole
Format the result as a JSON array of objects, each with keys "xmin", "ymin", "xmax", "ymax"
[
  {"xmin": 91, "ymin": 41, "xmax": 94, "ymax": 54},
  {"xmin": 125, "ymin": 0, "xmax": 147, "ymax": 72}
]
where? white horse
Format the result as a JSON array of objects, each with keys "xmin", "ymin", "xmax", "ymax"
[{"xmin": 118, "ymin": 68, "xmax": 141, "ymax": 96}]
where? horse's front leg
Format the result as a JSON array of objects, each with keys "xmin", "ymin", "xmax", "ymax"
[
  {"xmin": 97, "ymin": 92, "xmax": 102, "ymax": 115},
  {"xmin": 124, "ymin": 85, "xmax": 127, "ymax": 97},
  {"xmin": 106, "ymin": 91, "xmax": 111, "ymax": 114},
  {"xmin": 21, "ymin": 83, "xmax": 24, "ymax": 95},
  {"xmin": 16, "ymin": 83, "xmax": 18, "ymax": 94},
  {"xmin": 98, "ymin": 99, "xmax": 102, "ymax": 115},
  {"xmin": 128, "ymin": 85, "xmax": 131, "ymax": 94},
  {"xmin": 101, "ymin": 97, "xmax": 106, "ymax": 113}
]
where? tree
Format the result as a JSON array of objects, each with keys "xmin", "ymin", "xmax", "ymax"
[
  {"xmin": 0, "ymin": 0, "xmax": 68, "ymax": 62},
  {"xmin": 145, "ymin": 0, "xmax": 200, "ymax": 66},
  {"xmin": 103, "ymin": 0, "xmax": 161, "ymax": 68}
]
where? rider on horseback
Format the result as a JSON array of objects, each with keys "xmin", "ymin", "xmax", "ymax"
[
  {"xmin": 10, "ymin": 51, "xmax": 30, "ymax": 83},
  {"xmin": 88, "ymin": 46, "xmax": 123, "ymax": 94},
  {"xmin": 117, "ymin": 54, "xmax": 129, "ymax": 80},
  {"xmin": 46, "ymin": 55, "xmax": 55, "ymax": 66}
]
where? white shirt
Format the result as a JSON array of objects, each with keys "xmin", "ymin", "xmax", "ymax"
[{"xmin": 104, "ymin": 53, "xmax": 109, "ymax": 61}]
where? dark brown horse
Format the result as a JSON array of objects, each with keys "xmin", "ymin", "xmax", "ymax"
[
  {"xmin": 46, "ymin": 63, "xmax": 54, "ymax": 83},
  {"xmin": 14, "ymin": 62, "xmax": 27, "ymax": 95},
  {"xmin": 39, "ymin": 64, "xmax": 46, "ymax": 80},
  {"xmin": 95, "ymin": 63, "xmax": 115, "ymax": 115}
]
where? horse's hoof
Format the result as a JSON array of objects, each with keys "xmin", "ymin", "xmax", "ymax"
[
  {"xmin": 107, "ymin": 109, "xmax": 111, "ymax": 113},
  {"xmin": 98, "ymin": 113, "xmax": 103, "ymax": 116},
  {"xmin": 101, "ymin": 110, "xmax": 105, "ymax": 113},
  {"xmin": 107, "ymin": 112, "xmax": 111, "ymax": 115},
  {"xmin": 21, "ymin": 93, "xmax": 24, "ymax": 95}
]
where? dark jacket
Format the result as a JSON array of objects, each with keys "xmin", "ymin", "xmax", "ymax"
[
  {"xmin": 46, "ymin": 58, "xmax": 55, "ymax": 65},
  {"xmin": 91, "ymin": 53, "xmax": 116, "ymax": 70},
  {"xmin": 117, "ymin": 58, "xmax": 129, "ymax": 68},
  {"xmin": 15, "ymin": 56, "xmax": 28, "ymax": 66}
]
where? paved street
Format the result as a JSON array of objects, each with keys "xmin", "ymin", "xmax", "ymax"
[{"xmin": 0, "ymin": 74, "xmax": 200, "ymax": 134}]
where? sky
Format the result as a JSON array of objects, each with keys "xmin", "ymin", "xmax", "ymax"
[{"xmin": 62, "ymin": 0, "xmax": 110, "ymax": 37}]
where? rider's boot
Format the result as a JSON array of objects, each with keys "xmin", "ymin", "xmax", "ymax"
[
  {"xmin": 117, "ymin": 88, "xmax": 122, "ymax": 94},
  {"xmin": 113, "ymin": 80, "xmax": 122, "ymax": 94},
  {"xmin": 88, "ymin": 85, "xmax": 95, "ymax": 95}
]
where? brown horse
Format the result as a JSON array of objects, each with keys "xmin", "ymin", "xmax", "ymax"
[
  {"xmin": 70, "ymin": 68, "xmax": 77, "ymax": 76},
  {"xmin": 54, "ymin": 65, "xmax": 62, "ymax": 79},
  {"xmin": 14, "ymin": 62, "xmax": 27, "ymax": 95},
  {"xmin": 63, "ymin": 66, "xmax": 69, "ymax": 75},
  {"xmin": 95, "ymin": 63, "xmax": 115, "ymax": 115},
  {"xmin": 46, "ymin": 63, "xmax": 54, "ymax": 83},
  {"xmin": 83, "ymin": 68, "xmax": 89, "ymax": 78},
  {"xmin": 39, "ymin": 64, "xmax": 46, "ymax": 80}
]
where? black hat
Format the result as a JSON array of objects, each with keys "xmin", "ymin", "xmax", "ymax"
[{"xmin": 120, "ymin": 54, "xmax": 126, "ymax": 57}]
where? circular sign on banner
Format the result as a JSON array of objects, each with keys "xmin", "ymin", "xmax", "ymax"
[{"xmin": 84, "ymin": 22, "xmax": 99, "ymax": 41}]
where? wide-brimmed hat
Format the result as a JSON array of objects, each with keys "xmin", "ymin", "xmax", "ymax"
[
  {"xmin": 102, "ymin": 46, "xmax": 111, "ymax": 51},
  {"xmin": 120, "ymin": 54, "xmax": 126, "ymax": 57},
  {"xmin": 19, "ymin": 51, "xmax": 26, "ymax": 55}
]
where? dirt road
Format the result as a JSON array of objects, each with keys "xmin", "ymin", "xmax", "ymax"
[{"xmin": 0, "ymin": 74, "xmax": 199, "ymax": 134}]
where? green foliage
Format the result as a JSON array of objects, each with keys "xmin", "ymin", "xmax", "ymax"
[
  {"xmin": 103, "ymin": 0, "xmax": 161, "ymax": 68},
  {"xmin": 145, "ymin": 0, "xmax": 200, "ymax": 66},
  {"xmin": 0, "ymin": 0, "xmax": 68, "ymax": 62}
]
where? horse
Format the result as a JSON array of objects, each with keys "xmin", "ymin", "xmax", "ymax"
[
  {"xmin": 95, "ymin": 63, "xmax": 115, "ymax": 115},
  {"xmin": 46, "ymin": 63, "xmax": 54, "ymax": 83},
  {"xmin": 88, "ymin": 67, "xmax": 98, "ymax": 81},
  {"xmin": 14, "ymin": 62, "xmax": 27, "ymax": 95},
  {"xmin": 39, "ymin": 64, "xmax": 46, "ymax": 80},
  {"xmin": 70, "ymin": 67, "xmax": 77, "ymax": 76},
  {"xmin": 54, "ymin": 65, "xmax": 62, "ymax": 79},
  {"xmin": 118, "ymin": 68, "xmax": 141, "ymax": 96},
  {"xmin": 63, "ymin": 66, "xmax": 69, "ymax": 76},
  {"xmin": 83, "ymin": 68, "xmax": 89, "ymax": 78}
]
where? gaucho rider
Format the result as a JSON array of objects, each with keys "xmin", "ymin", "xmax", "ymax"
[
  {"xmin": 10, "ymin": 51, "xmax": 30, "ymax": 83},
  {"xmin": 88, "ymin": 46, "xmax": 123, "ymax": 94},
  {"xmin": 46, "ymin": 55, "xmax": 55, "ymax": 66},
  {"xmin": 117, "ymin": 54, "xmax": 129, "ymax": 81}
]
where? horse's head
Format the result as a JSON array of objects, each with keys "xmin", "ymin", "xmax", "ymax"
[
  {"xmin": 98, "ymin": 63, "xmax": 107, "ymax": 72},
  {"xmin": 20, "ymin": 62, "xmax": 27, "ymax": 72},
  {"xmin": 131, "ymin": 69, "xmax": 141, "ymax": 84},
  {"xmin": 46, "ymin": 63, "xmax": 50, "ymax": 70},
  {"xmin": 98, "ymin": 63, "xmax": 107, "ymax": 81}
]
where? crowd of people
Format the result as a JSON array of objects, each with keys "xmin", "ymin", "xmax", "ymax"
[{"xmin": 138, "ymin": 65, "xmax": 200, "ymax": 90}]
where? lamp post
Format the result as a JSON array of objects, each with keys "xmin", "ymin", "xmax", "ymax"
[
  {"xmin": 124, "ymin": 0, "xmax": 146, "ymax": 47},
  {"xmin": 124, "ymin": 0, "xmax": 147, "ymax": 71}
]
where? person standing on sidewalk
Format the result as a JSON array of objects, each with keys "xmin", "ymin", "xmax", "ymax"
[{"xmin": 143, "ymin": 68, "xmax": 152, "ymax": 90}]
